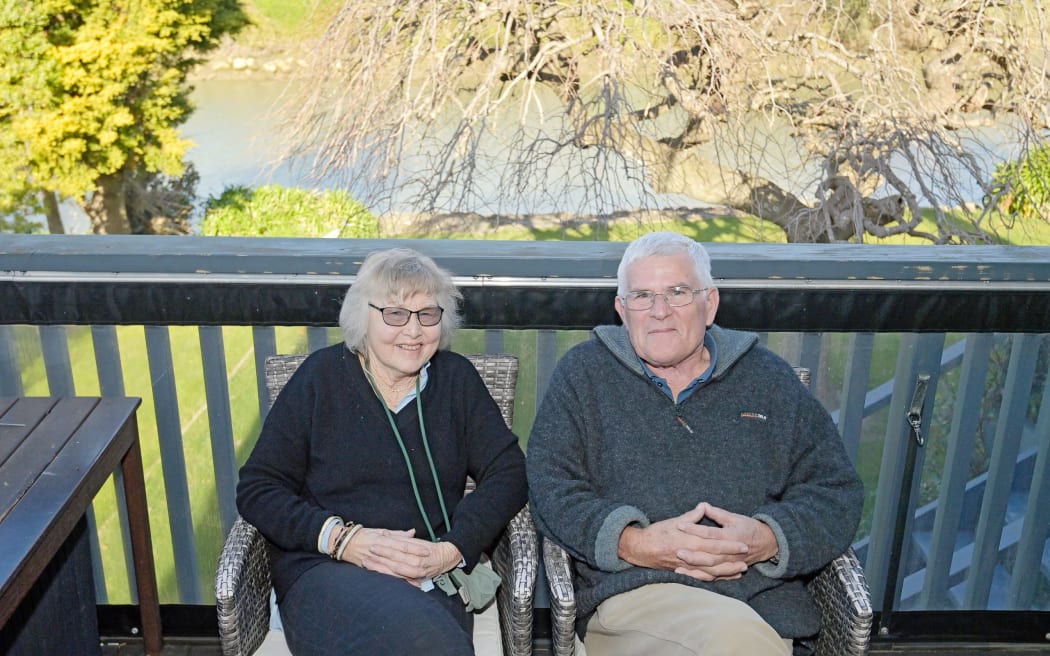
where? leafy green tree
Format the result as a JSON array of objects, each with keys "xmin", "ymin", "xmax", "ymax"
[
  {"xmin": 0, "ymin": 0, "xmax": 248, "ymax": 234},
  {"xmin": 283, "ymin": 1, "xmax": 1050, "ymax": 243},
  {"xmin": 0, "ymin": 190, "xmax": 45, "ymax": 234},
  {"xmin": 201, "ymin": 184, "xmax": 379, "ymax": 238}
]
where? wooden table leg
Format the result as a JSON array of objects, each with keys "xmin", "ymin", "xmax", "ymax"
[{"xmin": 121, "ymin": 437, "xmax": 163, "ymax": 656}]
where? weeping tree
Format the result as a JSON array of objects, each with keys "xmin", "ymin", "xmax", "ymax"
[
  {"xmin": 281, "ymin": 0, "xmax": 1050, "ymax": 243},
  {"xmin": 0, "ymin": 0, "xmax": 247, "ymax": 234}
]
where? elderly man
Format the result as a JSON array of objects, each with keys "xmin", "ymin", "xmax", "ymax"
[{"xmin": 527, "ymin": 232, "xmax": 864, "ymax": 655}]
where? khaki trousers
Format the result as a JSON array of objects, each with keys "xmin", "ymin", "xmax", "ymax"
[{"xmin": 584, "ymin": 583, "xmax": 793, "ymax": 656}]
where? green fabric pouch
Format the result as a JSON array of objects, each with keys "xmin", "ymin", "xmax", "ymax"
[{"xmin": 448, "ymin": 562, "xmax": 502, "ymax": 612}]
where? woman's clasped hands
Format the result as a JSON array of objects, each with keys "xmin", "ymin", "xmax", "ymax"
[{"xmin": 333, "ymin": 526, "xmax": 464, "ymax": 586}]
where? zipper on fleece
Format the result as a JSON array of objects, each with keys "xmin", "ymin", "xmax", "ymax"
[{"xmin": 674, "ymin": 405, "xmax": 694, "ymax": 434}]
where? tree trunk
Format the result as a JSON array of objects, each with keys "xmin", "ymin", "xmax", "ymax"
[
  {"xmin": 638, "ymin": 138, "xmax": 833, "ymax": 242},
  {"xmin": 41, "ymin": 191, "xmax": 64, "ymax": 234},
  {"xmin": 83, "ymin": 171, "xmax": 132, "ymax": 234}
]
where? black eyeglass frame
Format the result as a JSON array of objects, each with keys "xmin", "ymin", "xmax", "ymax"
[
  {"xmin": 620, "ymin": 286, "xmax": 712, "ymax": 311},
  {"xmin": 368, "ymin": 303, "xmax": 445, "ymax": 327}
]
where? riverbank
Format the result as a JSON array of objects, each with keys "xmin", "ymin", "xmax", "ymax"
[
  {"xmin": 377, "ymin": 206, "xmax": 773, "ymax": 242},
  {"xmin": 191, "ymin": 37, "xmax": 310, "ymax": 81},
  {"xmin": 190, "ymin": 0, "xmax": 340, "ymax": 81}
]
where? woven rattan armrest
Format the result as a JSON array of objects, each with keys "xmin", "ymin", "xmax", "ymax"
[
  {"xmin": 809, "ymin": 547, "xmax": 873, "ymax": 656},
  {"xmin": 493, "ymin": 505, "xmax": 539, "ymax": 656},
  {"xmin": 542, "ymin": 539, "xmax": 578, "ymax": 656},
  {"xmin": 216, "ymin": 516, "xmax": 272, "ymax": 656}
]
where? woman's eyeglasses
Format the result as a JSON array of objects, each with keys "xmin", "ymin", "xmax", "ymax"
[{"xmin": 369, "ymin": 303, "xmax": 444, "ymax": 327}]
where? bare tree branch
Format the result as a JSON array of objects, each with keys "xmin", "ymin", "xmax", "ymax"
[{"xmin": 278, "ymin": 0, "xmax": 1050, "ymax": 243}]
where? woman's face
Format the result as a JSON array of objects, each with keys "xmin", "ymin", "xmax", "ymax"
[{"xmin": 364, "ymin": 291, "xmax": 442, "ymax": 382}]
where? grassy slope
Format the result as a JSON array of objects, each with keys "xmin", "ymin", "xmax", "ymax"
[
  {"xmin": 391, "ymin": 208, "xmax": 1050, "ymax": 246},
  {"xmin": 234, "ymin": 0, "xmax": 343, "ymax": 48}
]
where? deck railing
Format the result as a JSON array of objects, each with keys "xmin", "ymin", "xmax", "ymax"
[{"xmin": 2, "ymin": 235, "xmax": 1049, "ymax": 644}]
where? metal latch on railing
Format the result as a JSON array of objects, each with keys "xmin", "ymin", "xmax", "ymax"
[
  {"xmin": 880, "ymin": 372, "xmax": 932, "ymax": 636},
  {"xmin": 907, "ymin": 374, "xmax": 931, "ymax": 446}
]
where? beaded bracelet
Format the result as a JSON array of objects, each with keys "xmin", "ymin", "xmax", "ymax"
[
  {"xmin": 331, "ymin": 522, "xmax": 357, "ymax": 561},
  {"xmin": 334, "ymin": 523, "xmax": 364, "ymax": 562},
  {"xmin": 330, "ymin": 523, "xmax": 352, "ymax": 560}
]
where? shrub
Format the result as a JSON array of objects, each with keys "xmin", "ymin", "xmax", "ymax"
[
  {"xmin": 200, "ymin": 184, "xmax": 379, "ymax": 238},
  {"xmin": 993, "ymin": 145, "xmax": 1050, "ymax": 223}
]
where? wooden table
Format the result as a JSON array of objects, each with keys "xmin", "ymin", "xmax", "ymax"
[{"xmin": 0, "ymin": 397, "xmax": 162, "ymax": 655}]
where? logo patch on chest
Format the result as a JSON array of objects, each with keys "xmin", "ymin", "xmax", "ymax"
[{"xmin": 739, "ymin": 411, "xmax": 767, "ymax": 421}]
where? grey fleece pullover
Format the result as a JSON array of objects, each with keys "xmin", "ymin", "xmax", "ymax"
[{"xmin": 526, "ymin": 324, "xmax": 864, "ymax": 639}]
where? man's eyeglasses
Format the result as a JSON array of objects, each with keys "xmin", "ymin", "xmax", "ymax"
[
  {"xmin": 621, "ymin": 286, "xmax": 710, "ymax": 311},
  {"xmin": 369, "ymin": 303, "xmax": 444, "ymax": 327}
]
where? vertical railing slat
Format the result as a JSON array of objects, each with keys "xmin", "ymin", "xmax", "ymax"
[
  {"xmin": 484, "ymin": 329, "xmax": 505, "ymax": 354},
  {"xmin": 799, "ymin": 332, "xmax": 823, "ymax": 390},
  {"xmin": 965, "ymin": 333, "xmax": 1041, "ymax": 608},
  {"xmin": 778, "ymin": 333, "xmax": 802, "ymax": 369},
  {"xmin": 920, "ymin": 333, "xmax": 994, "ymax": 609},
  {"xmin": 39, "ymin": 325, "xmax": 75, "ymax": 396},
  {"xmin": 535, "ymin": 330, "xmax": 557, "ymax": 411},
  {"xmin": 838, "ymin": 332, "xmax": 874, "ymax": 464},
  {"xmin": 533, "ymin": 328, "xmax": 558, "ymax": 612},
  {"xmin": 867, "ymin": 332, "xmax": 945, "ymax": 610},
  {"xmin": 200, "ymin": 326, "xmax": 239, "ymax": 535},
  {"xmin": 252, "ymin": 326, "xmax": 278, "ymax": 422},
  {"xmin": 0, "ymin": 325, "xmax": 24, "ymax": 396},
  {"xmin": 39, "ymin": 325, "xmax": 111, "ymax": 603},
  {"xmin": 307, "ymin": 326, "xmax": 329, "ymax": 353},
  {"xmin": 145, "ymin": 325, "xmax": 202, "ymax": 603},
  {"xmin": 91, "ymin": 325, "xmax": 138, "ymax": 603},
  {"xmin": 1008, "ymin": 345, "xmax": 1050, "ymax": 608},
  {"xmin": 92, "ymin": 325, "xmax": 126, "ymax": 396}
]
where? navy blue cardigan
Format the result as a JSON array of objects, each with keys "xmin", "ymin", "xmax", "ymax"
[{"xmin": 237, "ymin": 344, "xmax": 528, "ymax": 600}]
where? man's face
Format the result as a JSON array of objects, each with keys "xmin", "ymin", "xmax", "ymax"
[{"xmin": 614, "ymin": 254, "xmax": 719, "ymax": 369}]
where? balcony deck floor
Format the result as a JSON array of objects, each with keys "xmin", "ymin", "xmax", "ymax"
[{"xmin": 100, "ymin": 638, "xmax": 1050, "ymax": 655}]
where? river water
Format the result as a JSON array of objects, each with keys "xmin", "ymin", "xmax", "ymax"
[
  {"xmin": 179, "ymin": 79, "xmax": 1023, "ymax": 222},
  {"xmin": 182, "ymin": 79, "xmax": 300, "ymax": 202},
  {"xmin": 58, "ymin": 78, "xmax": 1019, "ymax": 233},
  {"xmin": 60, "ymin": 79, "xmax": 296, "ymax": 233},
  {"xmin": 179, "ymin": 78, "xmax": 685, "ymax": 223}
]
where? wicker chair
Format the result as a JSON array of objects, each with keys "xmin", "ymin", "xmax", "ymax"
[
  {"xmin": 541, "ymin": 367, "xmax": 873, "ymax": 656},
  {"xmin": 216, "ymin": 353, "xmax": 538, "ymax": 656}
]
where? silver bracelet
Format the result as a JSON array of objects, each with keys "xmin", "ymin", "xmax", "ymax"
[{"xmin": 318, "ymin": 516, "xmax": 344, "ymax": 554}]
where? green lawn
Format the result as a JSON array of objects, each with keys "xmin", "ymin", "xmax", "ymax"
[
  {"xmin": 394, "ymin": 214, "xmax": 787, "ymax": 243},
  {"xmin": 15, "ymin": 322, "xmax": 970, "ymax": 602},
  {"xmin": 12, "ymin": 321, "xmax": 591, "ymax": 603},
  {"xmin": 15, "ymin": 324, "xmax": 324, "ymax": 602},
  {"xmin": 238, "ymin": 0, "xmax": 344, "ymax": 45}
]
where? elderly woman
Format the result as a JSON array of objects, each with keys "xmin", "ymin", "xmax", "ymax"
[{"xmin": 237, "ymin": 247, "xmax": 527, "ymax": 655}]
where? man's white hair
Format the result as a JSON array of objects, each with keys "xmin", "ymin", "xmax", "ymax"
[{"xmin": 616, "ymin": 232, "xmax": 714, "ymax": 296}]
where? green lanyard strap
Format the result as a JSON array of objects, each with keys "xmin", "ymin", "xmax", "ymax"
[{"xmin": 364, "ymin": 364, "xmax": 451, "ymax": 542}]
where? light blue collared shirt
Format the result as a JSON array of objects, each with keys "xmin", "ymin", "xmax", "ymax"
[
  {"xmin": 640, "ymin": 332, "xmax": 718, "ymax": 403},
  {"xmin": 390, "ymin": 360, "xmax": 431, "ymax": 411}
]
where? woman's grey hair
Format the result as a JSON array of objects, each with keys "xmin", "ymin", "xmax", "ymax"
[
  {"xmin": 616, "ymin": 232, "xmax": 715, "ymax": 295},
  {"xmin": 339, "ymin": 247, "xmax": 463, "ymax": 352}
]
